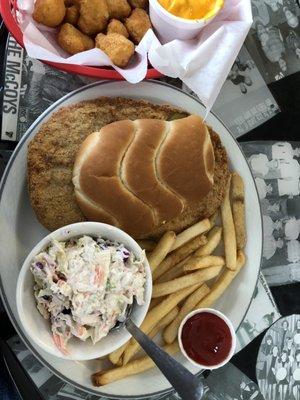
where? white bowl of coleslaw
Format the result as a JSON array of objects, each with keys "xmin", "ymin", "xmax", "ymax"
[{"xmin": 16, "ymin": 222, "xmax": 152, "ymax": 360}]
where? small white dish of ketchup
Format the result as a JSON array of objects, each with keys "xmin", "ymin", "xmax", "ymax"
[{"xmin": 178, "ymin": 308, "xmax": 236, "ymax": 370}]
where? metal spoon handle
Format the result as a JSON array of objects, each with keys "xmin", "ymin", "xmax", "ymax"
[{"xmin": 126, "ymin": 319, "xmax": 203, "ymax": 400}]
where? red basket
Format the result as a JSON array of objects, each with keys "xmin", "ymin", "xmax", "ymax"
[{"xmin": 0, "ymin": 0, "xmax": 162, "ymax": 79}]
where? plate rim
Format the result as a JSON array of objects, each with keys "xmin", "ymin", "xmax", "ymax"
[{"xmin": 0, "ymin": 79, "xmax": 263, "ymax": 399}]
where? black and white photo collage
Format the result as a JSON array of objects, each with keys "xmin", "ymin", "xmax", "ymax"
[
  {"xmin": 246, "ymin": 0, "xmax": 300, "ymax": 83},
  {"xmin": 257, "ymin": 315, "xmax": 300, "ymax": 400},
  {"xmin": 241, "ymin": 141, "xmax": 300, "ymax": 286}
]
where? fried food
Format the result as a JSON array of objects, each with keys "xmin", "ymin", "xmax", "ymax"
[
  {"xmin": 93, "ymin": 342, "xmax": 179, "ymax": 386},
  {"xmin": 147, "ymin": 231, "xmax": 176, "ymax": 272},
  {"xmin": 149, "ymin": 297, "xmax": 161, "ymax": 309},
  {"xmin": 107, "ymin": 19, "xmax": 129, "ymax": 38},
  {"xmin": 57, "ymin": 23, "xmax": 94, "ymax": 55},
  {"xmin": 209, "ymin": 211, "xmax": 218, "ymax": 226},
  {"xmin": 122, "ymin": 284, "xmax": 199, "ymax": 365},
  {"xmin": 109, "ymin": 343, "xmax": 128, "ymax": 366},
  {"xmin": 28, "ymin": 102, "xmax": 228, "ymax": 237},
  {"xmin": 232, "ymin": 201, "xmax": 245, "ymax": 249},
  {"xmin": 152, "ymin": 234, "xmax": 207, "ymax": 281},
  {"xmin": 231, "ymin": 172, "xmax": 246, "ymax": 250},
  {"xmin": 183, "ymin": 255, "xmax": 225, "ymax": 271},
  {"xmin": 152, "ymin": 265, "xmax": 222, "ymax": 298},
  {"xmin": 121, "ymin": 306, "xmax": 179, "ymax": 365},
  {"xmin": 108, "ymin": 307, "xmax": 178, "ymax": 366},
  {"xmin": 194, "ymin": 226, "xmax": 222, "ymax": 256},
  {"xmin": 106, "ymin": 0, "xmax": 131, "ymax": 19},
  {"xmin": 163, "ymin": 284, "xmax": 210, "ymax": 344},
  {"xmin": 64, "ymin": 5, "xmax": 79, "ymax": 24},
  {"xmin": 125, "ymin": 8, "xmax": 151, "ymax": 44},
  {"xmin": 137, "ymin": 239, "xmax": 157, "ymax": 252},
  {"xmin": 67, "ymin": 0, "xmax": 81, "ymax": 6},
  {"xmin": 171, "ymin": 218, "xmax": 210, "ymax": 251},
  {"xmin": 128, "ymin": 0, "xmax": 148, "ymax": 8},
  {"xmin": 155, "ymin": 306, "xmax": 179, "ymax": 331},
  {"xmin": 78, "ymin": 0, "xmax": 109, "ymax": 35},
  {"xmin": 95, "ymin": 33, "xmax": 135, "ymax": 68},
  {"xmin": 33, "ymin": 0, "xmax": 66, "ymax": 27},
  {"xmin": 156, "ymin": 257, "xmax": 189, "ymax": 283},
  {"xmin": 196, "ymin": 250, "xmax": 246, "ymax": 309},
  {"xmin": 221, "ymin": 176, "xmax": 237, "ymax": 270}
]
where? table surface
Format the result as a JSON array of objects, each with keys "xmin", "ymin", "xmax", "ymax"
[{"xmin": 0, "ymin": 23, "xmax": 300, "ymax": 398}]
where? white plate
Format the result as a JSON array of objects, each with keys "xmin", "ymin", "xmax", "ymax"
[{"xmin": 0, "ymin": 80, "xmax": 262, "ymax": 399}]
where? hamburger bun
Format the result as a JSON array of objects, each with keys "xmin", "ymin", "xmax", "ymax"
[{"xmin": 73, "ymin": 116, "xmax": 215, "ymax": 237}]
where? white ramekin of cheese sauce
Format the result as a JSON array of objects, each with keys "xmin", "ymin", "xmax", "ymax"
[{"xmin": 149, "ymin": 0, "xmax": 224, "ymax": 42}]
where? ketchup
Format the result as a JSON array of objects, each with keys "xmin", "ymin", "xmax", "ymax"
[{"xmin": 181, "ymin": 312, "xmax": 232, "ymax": 367}]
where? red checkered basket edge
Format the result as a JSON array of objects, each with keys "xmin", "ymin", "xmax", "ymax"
[{"xmin": 0, "ymin": 0, "xmax": 162, "ymax": 79}]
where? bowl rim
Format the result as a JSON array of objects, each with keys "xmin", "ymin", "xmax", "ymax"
[
  {"xmin": 178, "ymin": 308, "xmax": 236, "ymax": 370},
  {"xmin": 16, "ymin": 221, "xmax": 152, "ymax": 360}
]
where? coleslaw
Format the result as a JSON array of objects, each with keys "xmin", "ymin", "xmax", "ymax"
[{"xmin": 30, "ymin": 235, "xmax": 146, "ymax": 354}]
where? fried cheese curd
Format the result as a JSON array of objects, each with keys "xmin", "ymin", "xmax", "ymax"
[
  {"xmin": 78, "ymin": 0, "xmax": 109, "ymax": 35},
  {"xmin": 107, "ymin": 19, "xmax": 129, "ymax": 38},
  {"xmin": 33, "ymin": 0, "xmax": 66, "ymax": 27},
  {"xmin": 125, "ymin": 8, "xmax": 151, "ymax": 44},
  {"xmin": 106, "ymin": 0, "xmax": 131, "ymax": 19},
  {"xmin": 58, "ymin": 23, "xmax": 94, "ymax": 54},
  {"xmin": 96, "ymin": 33, "xmax": 135, "ymax": 67},
  {"xmin": 128, "ymin": 0, "xmax": 148, "ymax": 8},
  {"xmin": 64, "ymin": 5, "xmax": 80, "ymax": 24}
]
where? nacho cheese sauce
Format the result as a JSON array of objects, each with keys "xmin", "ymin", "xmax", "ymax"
[
  {"xmin": 158, "ymin": 0, "xmax": 224, "ymax": 20},
  {"xmin": 30, "ymin": 236, "xmax": 146, "ymax": 355},
  {"xmin": 181, "ymin": 312, "xmax": 232, "ymax": 366}
]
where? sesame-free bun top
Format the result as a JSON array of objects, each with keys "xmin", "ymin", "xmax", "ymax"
[{"xmin": 72, "ymin": 115, "xmax": 215, "ymax": 237}]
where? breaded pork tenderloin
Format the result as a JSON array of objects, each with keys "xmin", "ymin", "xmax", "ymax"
[
  {"xmin": 27, "ymin": 98, "xmax": 189, "ymax": 232},
  {"xmin": 27, "ymin": 98, "xmax": 229, "ymax": 238}
]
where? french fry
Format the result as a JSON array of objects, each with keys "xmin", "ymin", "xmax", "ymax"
[
  {"xmin": 152, "ymin": 265, "xmax": 222, "ymax": 298},
  {"xmin": 148, "ymin": 231, "xmax": 176, "ymax": 272},
  {"xmin": 209, "ymin": 211, "xmax": 218, "ymax": 226},
  {"xmin": 156, "ymin": 257, "xmax": 189, "ymax": 283},
  {"xmin": 109, "ymin": 343, "xmax": 128, "ymax": 366},
  {"xmin": 232, "ymin": 202, "xmax": 246, "ymax": 250},
  {"xmin": 122, "ymin": 284, "xmax": 199, "ymax": 365},
  {"xmin": 221, "ymin": 177, "xmax": 237, "ymax": 270},
  {"xmin": 194, "ymin": 226, "xmax": 222, "ymax": 257},
  {"xmin": 152, "ymin": 234, "xmax": 207, "ymax": 281},
  {"xmin": 163, "ymin": 284, "xmax": 210, "ymax": 344},
  {"xmin": 109, "ymin": 307, "xmax": 178, "ymax": 366},
  {"xmin": 137, "ymin": 239, "xmax": 157, "ymax": 252},
  {"xmin": 121, "ymin": 306, "xmax": 179, "ymax": 364},
  {"xmin": 183, "ymin": 255, "xmax": 225, "ymax": 271},
  {"xmin": 195, "ymin": 250, "xmax": 246, "ymax": 309},
  {"xmin": 92, "ymin": 342, "xmax": 179, "ymax": 386},
  {"xmin": 231, "ymin": 172, "xmax": 246, "ymax": 250},
  {"xmin": 146, "ymin": 307, "xmax": 179, "ymax": 343},
  {"xmin": 171, "ymin": 219, "xmax": 211, "ymax": 252},
  {"xmin": 231, "ymin": 172, "xmax": 245, "ymax": 200},
  {"xmin": 149, "ymin": 297, "xmax": 161, "ymax": 309},
  {"xmin": 156, "ymin": 306, "xmax": 179, "ymax": 330}
]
